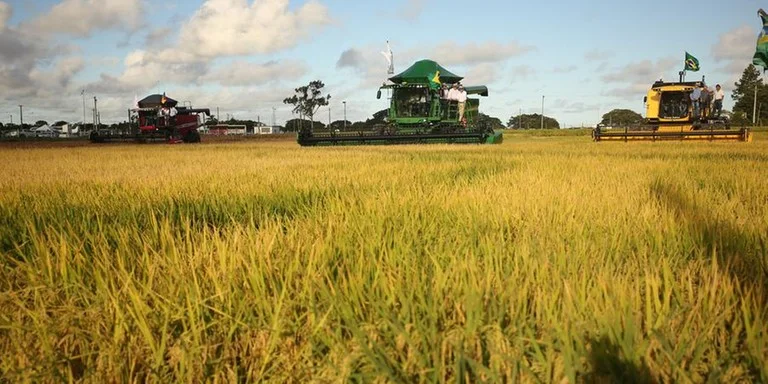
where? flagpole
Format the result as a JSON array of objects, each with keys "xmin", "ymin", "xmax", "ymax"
[{"xmin": 754, "ymin": 73, "xmax": 760, "ymax": 126}]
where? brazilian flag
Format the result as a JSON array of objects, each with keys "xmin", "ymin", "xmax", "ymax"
[
  {"xmin": 684, "ymin": 52, "xmax": 700, "ymax": 72},
  {"xmin": 753, "ymin": 8, "xmax": 768, "ymax": 69},
  {"xmin": 428, "ymin": 70, "xmax": 441, "ymax": 90}
]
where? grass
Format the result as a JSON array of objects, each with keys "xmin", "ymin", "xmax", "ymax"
[{"xmin": 1, "ymin": 130, "xmax": 767, "ymax": 382}]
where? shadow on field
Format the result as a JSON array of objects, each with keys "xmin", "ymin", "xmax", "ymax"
[
  {"xmin": 584, "ymin": 336, "xmax": 656, "ymax": 384},
  {"xmin": 649, "ymin": 179, "xmax": 767, "ymax": 296}
]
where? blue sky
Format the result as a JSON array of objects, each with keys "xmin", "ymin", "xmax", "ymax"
[{"xmin": 0, "ymin": 0, "xmax": 765, "ymax": 126}]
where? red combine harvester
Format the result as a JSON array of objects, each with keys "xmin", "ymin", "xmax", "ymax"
[{"xmin": 89, "ymin": 94, "xmax": 211, "ymax": 143}]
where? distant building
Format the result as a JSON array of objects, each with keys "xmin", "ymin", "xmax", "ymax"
[
  {"xmin": 206, "ymin": 124, "xmax": 246, "ymax": 135},
  {"xmin": 257, "ymin": 126, "xmax": 281, "ymax": 134},
  {"xmin": 52, "ymin": 122, "xmax": 78, "ymax": 137}
]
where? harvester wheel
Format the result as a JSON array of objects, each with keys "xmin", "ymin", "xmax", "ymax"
[
  {"xmin": 89, "ymin": 131, "xmax": 104, "ymax": 143},
  {"xmin": 184, "ymin": 130, "xmax": 201, "ymax": 143}
]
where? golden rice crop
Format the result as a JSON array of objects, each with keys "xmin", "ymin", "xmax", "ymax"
[{"xmin": 0, "ymin": 132, "xmax": 766, "ymax": 383}]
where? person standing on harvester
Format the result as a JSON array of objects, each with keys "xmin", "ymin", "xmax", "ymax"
[
  {"xmin": 714, "ymin": 84, "xmax": 725, "ymax": 117},
  {"xmin": 457, "ymin": 84, "xmax": 468, "ymax": 124}
]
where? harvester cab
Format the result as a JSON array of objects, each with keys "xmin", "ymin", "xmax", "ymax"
[
  {"xmin": 593, "ymin": 76, "xmax": 751, "ymax": 142},
  {"xmin": 297, "ymin": 59, "xmax": 503, "ymax": 146},
  {"xmin": 90, "ymin": 94, "xmax": 211, "ymax": 144}
]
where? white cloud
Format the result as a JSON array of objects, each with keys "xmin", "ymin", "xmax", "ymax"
[
  {"xmin": 163, "ymin": 0, "xmax": 332, "ymax": 61},
  {"xmin": 86, "ymin": 50, "xmax": 209, "ymax": 92},
  {"xmin": 584, "ymin": 49, "xmax": 613, "ymax": 62},
  {"xmin": 0, "ymin": 3, "xmax": 85, "ymax": 101},
  {"xmin": 24, "ymin": 0, "xmax": 144, "ymax": 37},
  {"xmin": 85, "ymin": 56, "xmax": 306, "ymax": 96},
  {"xmin": 77, "ymin": 0, "xmax": 334, "ymax": 121},
  {"xmin": 603, "ymin": 83, "xmax": 652, "ymax": 100},
  {"xmin": 0, "ymin": 2, "xmax": 10, "ymax": 30},
  {"xmin": 94, "ymin": 56, "xmax": 121, "ymax": 67},
  {"xmin": 510, "ymin": 65, "xmax": 536, "ymax": 81},
  {"xmin": 428, "ymin": 41, "xmax": 535, "ymax": 66},
  {"xmin": 29, "ymin": 56, "xmax": 85, "ymax": 93},
  {"xmin": 553, "ymin": 65, "xmax": 577, "ymax": 73},
  {"xmin": 334, "ymin": 39, "xmax": 536, "ymax": 97},
  {"xmin": 711, "ymin": 25, "xmax": 757, "ymax": 85},
  {"xmin": 551, "ymin": 99, "xmax": 600, "ymax": 114},
  {"xmin": 463, "ymin": 63, "xmax": 498, "ymax": 85},
  {"xmin": 601, "ymin": 58, "xmax": 676, "ymax": 83},
  {"xmin": 202, "ymin": 60, "xmax": 307, "ymax": 86},
  {"xmin": 144, "ymin": 27, "xmax": 173, "ymax": 49},
  {"xmin": 397, "ymin": 0, "xmax": 426, "ymax": 21},
  {"xmin": 336, "ymin": 48, "xmax": 366, "ymax": 71},
  {"xmin": 600, "ymin": 58, "xmax": 677, "ymax": 100},
  {"xmin": 712, "ymin": 25, "xmax": 754, "ymax": 62}
]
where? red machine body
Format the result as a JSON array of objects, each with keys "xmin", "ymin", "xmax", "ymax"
[{"xmin": 90, "ymin": 93, "xmax": 211, "ymax": 143}]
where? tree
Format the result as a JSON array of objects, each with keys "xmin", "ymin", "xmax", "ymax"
[
  {"xmin": 600, "ymin": 109, "xmax": 643, "ymax": 126},
  {"xmin": 329, "ymin": 120, "xmax": 352, "ymax": 130},
  {"xmin": 366, "ymin": 109, "xmax": 389, "ymax": 125},
  {"xmin": 284, "ymin": 119, "xmax": 325, "ymax": 132},
  {"xmin": 35, "ymin": 120, "xmax": 48, "ymax": 127},
  {"xmin": 721, "ymin": 109, "xmax": 750, "ymax": 126},
  {"xmin": 731, "ymin": 64, "xmax": 766, "ymax": 124},
  {"xmin": 476, "ymin": 113, "xmax": 505, "ymax": 130},
  {"xmin": 349, "ymin": 121, "xmax": 368, "ymax": 130},
  {"xmin": 283, "ymin": 80, "xmax": 331, "ymax": 126},
  {"xmin": 53, "ymin": 121, "xmax": 68, "ymax": 127},
  {"xmin": 506, "ymin": 113, "xmax": 560, "ymax": 129}
]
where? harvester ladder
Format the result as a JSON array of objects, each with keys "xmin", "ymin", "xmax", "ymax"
[{"xmin": 443, "ymin": 101, "xmax": 459, "ymax": 121}]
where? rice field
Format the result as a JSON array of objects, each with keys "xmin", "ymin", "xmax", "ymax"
[{"xmin": 1, "ymin": 131, "xmax": 766, "ymax": 383}]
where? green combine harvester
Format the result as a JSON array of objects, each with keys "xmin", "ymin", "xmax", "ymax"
[{"xmin": 297, "ymin": 59, "xmax": 503, "ymax": 146}]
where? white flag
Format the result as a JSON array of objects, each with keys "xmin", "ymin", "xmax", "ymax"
[{"xmin": 380, "ymin": 40, "xmax": 394, "ymax": 75}]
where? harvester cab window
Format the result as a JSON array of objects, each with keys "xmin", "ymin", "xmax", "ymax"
[
  {"xmin": 142, "ymin": 115, "xmax": 157, "ymax": 128},
  {"xmin": 659, "ymin": 91, "xmax": 690, "ymax": 119},
  {"xmin": 394, "ymin": 87, "xmax": 430, "ymax": 118}
]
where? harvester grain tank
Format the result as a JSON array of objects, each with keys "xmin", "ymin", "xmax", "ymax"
[
  {"xmin": 592, "ymin": 76, "xmax": 751, "ymax": 142},
  {"xmin": 89, "ymin": 94, "xmax": 211, "ymax": 144},
  {"xmin": 296, "ymin": 59, "xmax": 503, "ymax": 146}
]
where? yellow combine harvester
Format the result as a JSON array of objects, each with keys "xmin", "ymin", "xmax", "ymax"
[{"xmin": 592, "ymin": 78, "xmax": 752, "ymax": 142}]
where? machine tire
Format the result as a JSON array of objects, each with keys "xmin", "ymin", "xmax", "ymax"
[
  {"xmin": 89, "ymin": 131, "xmax": 104, "ymax": 143},
  {"xmin": 184, "ymin": 129, "xmax": 201, "ymax": 143}
]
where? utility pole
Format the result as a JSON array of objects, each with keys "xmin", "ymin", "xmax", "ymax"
[
  {"xmin": 18, "ymin": 105, "xmax": 23, "ymax": 136},
  {"xmin": 81, "ymin": 89, "xmax": 86, "ymax": 129},
  {"xmin": 272, "ymin": 107, "xmax": 276, "ymax": 128},
  {"xmin": 753, "ymin": 80, "xmax": 758, "ymax": 125},
  {"xmin": 540, "ymin": 96, "xmax": 544, "ymax": 129},
  {"xmin": 328, "ymin": 106, "xmax": 331, "ymax": 127},
  {"xmin": 343, "ymin": 101, "xmax": 347, "ymax": 130},
  {"xmin": 93, "ymin": 97, "xmax": 98, "ymax": 131}
]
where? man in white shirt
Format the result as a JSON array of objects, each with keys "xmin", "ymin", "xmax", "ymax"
[
  {"xmin": 714, "ymin": 84, "xmax": 725, "ymax": 117},
  {"xmin": 446, "ymin": 83, "xmax": 458, "ymax": 101},
  {"xmin": 456, "ymin": 84, "xmax": 468, "ymax": 123},
  {"xmin": 690, "ymin": 86, "xmax": 701, "ymax": 118}
]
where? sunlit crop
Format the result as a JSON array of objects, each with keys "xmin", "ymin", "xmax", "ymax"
[{"xmin": 1, "ymin": 132, "xmax": 766, "ymax": 382}]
